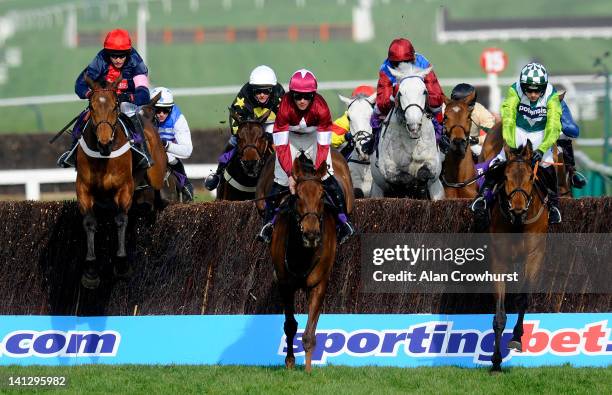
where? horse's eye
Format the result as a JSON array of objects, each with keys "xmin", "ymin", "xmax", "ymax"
[{"xmin": 347, "ymin": 115, "xmax": 351, "ymax": 122}]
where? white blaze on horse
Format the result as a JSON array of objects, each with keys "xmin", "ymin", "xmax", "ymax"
[
  {"xmin": 370, "ymin": 64, "xmax": 444, "ymax": 199},
  {"xmin": 338, "ymin": 91, "xmax": 376, "ymax": 198}
]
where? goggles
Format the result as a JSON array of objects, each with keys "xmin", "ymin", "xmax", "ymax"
[{"xmin": 292, "ymin": 92, "xmax": 314, "ymax": 101}]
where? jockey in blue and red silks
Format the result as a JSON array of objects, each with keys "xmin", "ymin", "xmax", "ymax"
[
  {"xmin": 257, "ymin": 69, "xmax": 355, "ymax": 245},
  {"xmin": 58, "ymin": 28, "xmax": 151, "ymax": 168},
  {"xmin": 365, "ymin": 38, "xmax": 446, "ymax": 154}
]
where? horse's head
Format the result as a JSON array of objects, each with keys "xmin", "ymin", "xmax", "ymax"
[
  {"xmin": 503, "ymin": 141, "xmax": 537, "ymax": 225},
  {"xmin": 443, "ymin": 93, "xmax": 475, "ymax": 157},
  {"xmin": 84, "ymin": 74, "xmax": 121, "ymax": 156},
  {"xmin": 231, "ymin": 109, "xmax": 271, "ymax": 177},
  {"xmin": 339, "ymin": 92, "xmax": 376, "ymax": 160},
  {"xmin": 291, "ymin": 154, "xmax": 328, "ymax": 249},
  {"xmin": 139, "ymin": 90, "xmax": 162, "ymax": 123},
  {"xmin": 390, "ymin": 65, "xmax": 431, "ymax": 138}
]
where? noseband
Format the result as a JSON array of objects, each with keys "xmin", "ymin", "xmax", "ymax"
[{"xmin": 502, "ymin": 157, "xmax": 536, "ymax": 214}]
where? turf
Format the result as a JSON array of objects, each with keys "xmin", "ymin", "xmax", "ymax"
[{"xmin": 0, "ymin": 364, "xmax": 609, "ymax": 394}]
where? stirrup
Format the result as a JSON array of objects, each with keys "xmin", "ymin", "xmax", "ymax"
[
  {"xmin": 469, "ymin": 196, "xmax": 486, "ymax": 212},
  {"xmin": 257, "ymin": 222, "xmax": 274, "ymax": 244},
  {"xmin": 549, "ymin": 206, "xmax": 562, "ymax": 224},
  {"xmin": 204, "ymin": 173, "xmax": 220, "ymax": 191},
  {"xmin": 57, "ymin": 150, "xmax": 75, "ymax": 168},
  {"xmin": 337, "ymin": 221, "xmax": 355, "ymax": 245},
  {"xmin": 571, "ymin": 171, "xmax": 587, "ymax": 188}
]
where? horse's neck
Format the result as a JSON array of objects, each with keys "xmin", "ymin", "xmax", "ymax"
[{"xmin": 443, "ymin": 145, "xmax": 476, "ymax": 181}]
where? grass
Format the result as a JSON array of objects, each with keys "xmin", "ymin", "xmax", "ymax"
[{"xmin": 0, "ymin": 364, "xmax": 609, "ymax": 394}]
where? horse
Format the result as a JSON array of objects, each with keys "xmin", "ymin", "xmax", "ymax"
[
  {"xmin": 338, "ymin": 91, "xmax": 376, "ymax": 198},
  {"xmin": 488, "ymin": 141, "xmax": 549, "ymax": 373},
  {"xmin": 77, "ymin": 75, "xmax": 166, "ymax": 288},
  {"xmin": 216, "ymin": 109, "xmax": 272, "ymax": 200},
  {"xmin": 265, "ymin": 154, "xmax": 351, "ymax": 372},
  {"xmin": 440, "ymin": 94, "xmax": 479, "ymax": 198},
  {"xmin": 369, "ymin": 64, "xmax": 444, "ymax": 199}
]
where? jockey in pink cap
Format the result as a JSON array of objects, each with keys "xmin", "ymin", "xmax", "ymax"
[{"xmin": 257, "ymin": 69, "xmax": 355, "ymax": 245}]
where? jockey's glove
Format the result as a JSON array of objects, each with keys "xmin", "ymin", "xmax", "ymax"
[
  {"xmin": 118, "ymin": 92, "xmax": 135, "ymax": 103},
  {"xmin": 532, "ymin": 149, "xmax": 544, "ymax": 167}
]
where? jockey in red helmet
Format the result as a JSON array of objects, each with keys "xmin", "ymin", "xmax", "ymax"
[
  {"xmin": 257, "ymin": 69, "xmax": 355, "ymax": 245},
  {"xmin": 58, "ymin": 29, "xmax": 151, "ymax": 168},
  {"xmin": 366, "ymin": 38, "xmax": 444, "ymax": 154}
]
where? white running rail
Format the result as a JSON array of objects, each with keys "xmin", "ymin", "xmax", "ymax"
[{"xmin": 0, "ymin": 163, "xmax": 216, "ymax": 200}]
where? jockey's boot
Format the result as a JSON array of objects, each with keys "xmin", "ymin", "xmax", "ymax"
[
  {"xmin": 542, "ymin": 165, "xmax": 562, "ymax": 224},
  {"xmin": 322, "ymin": 176, "xmax": 355, "ymax": 245},
  {"xmin": 557, "ymin": 139, "xmax": 586, "ymax": 188},
  {"xmin": 470, "ymin": 163, "xmax": 504, "ymax": 229},
  {"xmin": 204, "ymin": 139, "xmax": 237, "ymax": 191},
  {"xmin": 57, "ymin": 110, "xmax": 89, "ymax": 168},
  {"xmin": 128, "ymin": 114, "xmax": 152, "ymax": 169},
  {"xmin": 257, "ymin": 182, "xmax": 286, "ymax": 244},
  {"xmin": 169, "ymin": 159, "xmax": 194, "ymax": 202},
  {"xmin": 57, "ymin": 140, "xmax": 78, "ymax": 168}
]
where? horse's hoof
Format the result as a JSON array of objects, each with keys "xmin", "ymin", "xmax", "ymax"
[
  {"xmin": 285, "ymin": 356, "xmax": 295, "ymax": 370},
  {"xmin": 81, "ymin": 272, "xmax": 100, "ymax": 289},
  {"xmin": 113, "ymin": 258, "xmax": 132, "ymax": 279},
  {"xmin": 490, "ymin": 366, "xmax": 503, "ymax": 375},
  {"xmin": 507, "ymin": 340, "xmax": 522, "ymax": 352}
]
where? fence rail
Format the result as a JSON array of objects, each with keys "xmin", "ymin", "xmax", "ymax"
[{"xmin": 0, "ymin": 164, "xmax": 216, "ymax": 200}]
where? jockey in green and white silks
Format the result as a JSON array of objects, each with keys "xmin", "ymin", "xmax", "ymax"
[
  {"xmin": 496, "ymin": 78, "xmax": 562, "ymax": 167},
  {"xmin": 470, "ymin": 63, "xmax": 563, "ymax": 225}
]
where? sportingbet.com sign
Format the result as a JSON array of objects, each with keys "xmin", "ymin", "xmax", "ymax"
[{"xmin": 1, "ymin": 314, "xmax": 610, "ymax": 367}]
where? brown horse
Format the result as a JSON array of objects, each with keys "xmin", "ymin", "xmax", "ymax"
[
  {"xmin": 441, "ymin": 94, "xmax": 478, "ymax": 198},
  {"xmin": 77, "ymin": 75, "xmax": 166, "ymax": 288},
  {"xmin": 217, "ymin": 110, "xmax": 272, "ymax": 200},
  {"xmin": 488, "ymin": 141, "xmax": 549, "ymax": 373},
  {"xmin": 256, "ymin": 151, "xmax": 353, "ymax": 372}
]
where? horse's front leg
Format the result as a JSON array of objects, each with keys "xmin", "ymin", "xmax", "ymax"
[
  {"xmin": 114, "ymin": 182, "xmax": 133, "ymax": 259},
  {"xmin": 279, "ymin": 282, "xmax": 298, "ymax": 370},
  {"xmin": 508, "ymin": 293, "xmax": 528, "ymax": 352},
  {"xmin": 77, "ymin": 182, "xmax": 96, "ymax": 262},
  {"xmin": 491, "ymin": 284, "xmax": 507, "ymax": 373},
  {"xmin": 303, "ymin": 279, "xmax": 329, "ymax": 373}
]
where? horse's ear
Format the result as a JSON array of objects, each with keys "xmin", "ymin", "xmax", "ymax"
[
  {"xmin": 149, "ymin": 91, "xmax": 162, "ymax": 106},
  {"xmin": 465, "ymin": 91, "xmax": 476, "ymax": 108},
  {"xmin": 83, "ymin": 73, "xmax": 96, "ymax": 90},
  {"xmin": 315, "ymin": 162, "xmax": 328, "ymax": 179},
  {"xmin": 255, "ymin": 109, "xmax": 272, "ymax": 124},
  {"xmin": 110, "ymin": 73, "xmax": 123, "ymax": 91},
  {"xmin": 338, "ymin": 94, "xmax": 352, "ymax": 105},
  {"xmin": 388, "ymin": 67, "xmax": 406, "ymax": 81},
  {"xmin": 292, "ymin": 156, "xmax": 304, "ymax": 179},
  {"xmin": 523, "ymin": 140, "xmax": 534, "ymax": 157},
  {"xmin": 558, "ymin": 90, "xmax": 566, "ymax": 102},
  {"xmin": 367, "ymin": 92, "xmax": 377, "ymax": 104},
  {"xmin": 415, "ymin": 66, "xmax": 433, "ymax": 80},
  {"xmin": 229, "ymin": 108, "xmax": 242, "ymax": 124}
]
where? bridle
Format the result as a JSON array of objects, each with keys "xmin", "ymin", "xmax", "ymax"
[
  {"xmin": 236, "ymin": 121, "xmax": 269, "ymax": 160},
  {"xmin": 394, "ymin": 76, "xmax": 428, "ymax": 133},
  {"xmin": 290, "ymin": 176, "xmax": 325, "ymax": 233},
  {"xmin": 499, "ymin": 157, "xmax": 547, "ymax": 225},
  {"xmin": 88, "ymin": 88, "xmax": 120, "ymax": 143}
]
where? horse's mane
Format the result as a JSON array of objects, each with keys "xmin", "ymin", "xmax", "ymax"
[{"xmin": 296, "ymin": 152, "xmax": 315, "ymax": 174}]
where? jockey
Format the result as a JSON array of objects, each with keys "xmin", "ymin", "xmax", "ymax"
[
  {"xmin": 470, "ymin": 63, "xmax": 563, "ymax": 224},
  {"xmin": 151, "ymin": 87, "xmax": 194, "ymax": 201},
  {"xmin": 331, "ymin": 85, "xmax": 376, "ymax": 151},
  {"xmin": 558, "ymin": 100, "xmax": 587, "ymax": 188},
  {"xmin": 366, "ymin": 38, "xmax": 444, "ymax": 154},
  {"xmin": 58, "ymin": 28, "xmax": 151, "ymax": 168},
  {"xmin": 257, "ymin": 69, "xmax": 355, "ymax": 245},
  {"xmin": 204, "ymin": 65, "xmax": 285, "ymax": 190},
  {"xmin": 447, "ymin": 83, "xmax": 497, "ymax": 156}
]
